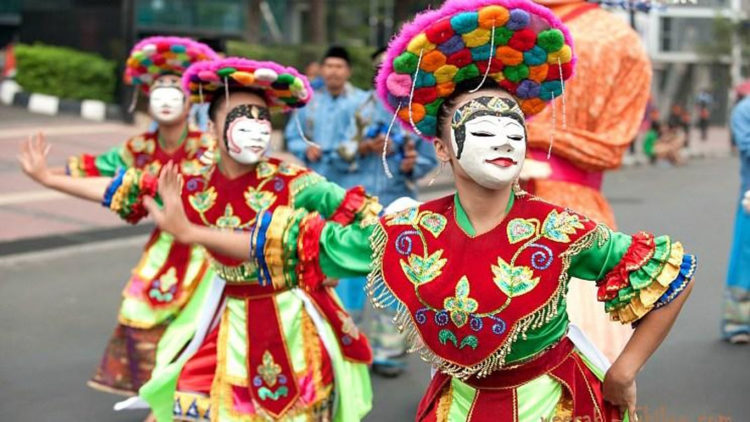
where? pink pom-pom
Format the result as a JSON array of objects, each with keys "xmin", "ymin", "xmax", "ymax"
[{"xmin": 387, "ymin": 73, "xmax": 413, "ymax": 97}]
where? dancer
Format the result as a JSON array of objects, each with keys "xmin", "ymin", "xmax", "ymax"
[
  {"xmin": 722, "ymin": 94, "xmax": 750, "ymax": 344},
  {"xmin": 110, "ymin": 57, "xmax": 375, "ymax": 421},
  {"xmin": 18, "ymin": 36, "xmax": 219, "ymax": 397},
  {"xmin": 524, "ymin": 0, "xmax": 653, "ymax": 361},
  {"xmin": 141, "ymin": 1, "xmax": 695, "ymax": 420}
]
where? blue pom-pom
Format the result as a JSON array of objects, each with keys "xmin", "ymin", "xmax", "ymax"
[
  {"xmin": 516, "ymin": 80, "xmax": 541, "ymax": 99},
  {"xmin": 507, "ymin": 9, "xmax": 530, "ymax": 30},
  {"xmin": 523, "ymin": 46, "xmax": 547, "ymax": 66},
  {"xmin": 540, "ymin": 80, "xmax": 563, "ymax": 100},
  {"xmin": 416, "ymin": 115, "xmax": 437, "ymax": 135},
  {"xmin": 415, "ymin": 72, "xmax": 437, "ymax": 88},
  {"xmin": 438, "ymin": 34, "xmax": 466, "ymax": 56},
  {"xmin": 470, "ymin": 44, "xmax": 493, "ymax": 61},
  {"xmin": 450, "ymin": 12, "xmax": 479, "ymax": 34}
]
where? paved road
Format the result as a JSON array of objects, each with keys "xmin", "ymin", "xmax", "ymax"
[{"xmin": 1, "ymin": 157, "xmax": 748, "ymax": 421}]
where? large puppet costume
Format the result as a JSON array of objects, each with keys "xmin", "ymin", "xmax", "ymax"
[
  {"xmin": 19, "ymin": 36, "xmax": 219, "ymax": 397},
  {"xmin": 132, "ymin": 1, "xmax": 694, "ymax": 420},
  {"xmin": 524, "ymin": 0, "xmax": 652, "ymax": 360},
  {"xmin": 107, "ymin": 58, "xmax": 375, "ymax": 421}
]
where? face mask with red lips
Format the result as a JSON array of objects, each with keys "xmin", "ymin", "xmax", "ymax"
[{"xmin": 223, "ymin": 104, "xmax": 272, "ymax": 164}]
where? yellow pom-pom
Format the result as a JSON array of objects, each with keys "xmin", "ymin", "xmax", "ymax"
[
  {"xmin": 407, "ymin": 33, "xmax": 436, "ymax": 55},
  {"xmin": 462, "ymin": 27, "xmax": 491, "ymax": 48},
  {"xmin": 547, "ymin": 45, "xmax": 572, "ymax": 64},
  {"xmin": 434, "ymin": 65, "xmax": 459, "ymax": 84}
]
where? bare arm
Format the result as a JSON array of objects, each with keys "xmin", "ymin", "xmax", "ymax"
[
  {"xmin": 143, "ymin": 162, "xmax": 252, "ymax": 260},
  {"xmin": 18, "ymin": 133, "xmax": 111, "ymax": 202},
  {"xmin": 603, "ymin": 280, "xmax": 694, "ymax": 419}
]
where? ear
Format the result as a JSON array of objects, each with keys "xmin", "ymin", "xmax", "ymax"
[
  {"xmin": 207, "ymin": 120, "xmax": 219, "ymax": 139},
  {"xmin": 433, "ymin": 137, "xmax": 452, "ymax": 163}
]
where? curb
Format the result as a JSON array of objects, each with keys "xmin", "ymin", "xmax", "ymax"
[
  {"xmin": 0, "ymin": 223, "xmax": 154, "ymax": 258},
  {"xmin": 0, "ymin": 79, "xmax": 123, "ymax": 121}
]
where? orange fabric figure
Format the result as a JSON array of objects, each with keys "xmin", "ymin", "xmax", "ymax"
[{"xmin": 526, "ymin": 1, "xmax": 652, "ymax": 361}]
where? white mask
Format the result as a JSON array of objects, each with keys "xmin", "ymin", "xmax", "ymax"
[
  {"xmin": 450, "ymin": 97, "xmax": 526, "ymax": 189},
  {"xmin": 224, "ymin": 104, "xmax": 272, "ymax": 164},
  {"xmin": 148, "ymin": 87, "xmax": 185, "ymax": 124}
]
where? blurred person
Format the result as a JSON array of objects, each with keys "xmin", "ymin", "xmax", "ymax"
[
  {"xmin": 285, "ymin": 46, "xmax": 367, "ymax": 177},
  {"xmin": 642, "ymin": 120, "xmax": 661, "ymax": 165},
  {"xmin": 332, "ymin": 47, "xmax": 438, "ymax": 377},
  {"xmin": 306, "ymin": 60, "xmax": 325, "ymax": 90},
  {"xmin": 17, "ymin": 36, "xmax": 218, "ymax": 419},
  {"xmin": 696, "ymin": 88, "xmax": 713, "ymax": 142},
  {"xmin": 525, "ymin": 0, "xmax": 651, "ymax": 361},
  {"xmin": 653, "ymin": 120, "xmax": 686, "ymax": 166},
  {"xmin": 722, "ymin": 95, "xmax": 750, "ymax": 344}
]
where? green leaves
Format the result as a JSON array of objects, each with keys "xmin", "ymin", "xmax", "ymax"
[{"xmin": 400, "ymin": 250, "xmax": 447, "ymax": 286}]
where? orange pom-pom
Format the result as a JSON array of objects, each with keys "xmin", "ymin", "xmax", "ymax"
[
  {"xmin": 520, "ymin": 98, "xmax": 546, "ymax": 115},
  {"xmin": 230, "ymin": 71, "xmax": 255, "ymax": 85},
  {"xmin": 496, "ymin": 46, "xmax": 523, "ymax": 66},
  {"xmin": 478, "ymin": 5, "xmax": 510, "ymax": 29},
  {"xmin": 398, "ymin": 102, "xmax": 426, "ymax": 123},
  {"xmin": 528, "ymin": 64, "xmax": 549, "ymax": 82},
  {"xmin": 436, "ymin": 81, "xmax": 455, "ymax": 97},
  {"xmin": 420, "ymin": 50, "xmax": 448, "ymax": 72}
]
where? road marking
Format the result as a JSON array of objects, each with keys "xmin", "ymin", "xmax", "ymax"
[{"xmin": 0, "ymin": 190, "xmax": 67, "ymax": 205}]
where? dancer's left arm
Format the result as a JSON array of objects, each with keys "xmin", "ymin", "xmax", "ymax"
[{"xmin": 569, "ymin": 227, "xmax": 696, "ymax": 419}]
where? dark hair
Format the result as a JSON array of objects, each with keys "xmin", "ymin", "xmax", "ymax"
[
  {"xmin": 434, "ymin": 78, "xmax": 524, "ymax": 145},
  {"xmin": 322, "ymin": 45, "xmax": 351, "ymax": 65},
  {"xmin": 207, "ymin": 87, "xmax": 267, "ymax": 122}
]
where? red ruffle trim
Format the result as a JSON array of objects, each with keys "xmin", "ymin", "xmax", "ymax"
[
  {"xmin": 330, "ymin": 186, "xmax": 366, "ymax": 225},
  {"xmin": 597, "ymin": 231, "xmax": 655, "ymax": 301},
  {"xmin": 81, "ymin": 154, "xmax": 101, "ymax": 177},
  {"xmin": 297, "ymin": 214, "xmax": 326, "ymax": 291}
]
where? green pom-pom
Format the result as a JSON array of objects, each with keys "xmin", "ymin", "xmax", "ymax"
[
  {"xmin": 455, "ymin": 64, "xmax": 480, "ymax": 83},
  {"xmin": 279, "ymin": 97, "xmax": 298, "ymax": 105},
  {"xmin": 147, "ymin": 65, "xmax": 161, "ymax": 74},
  {"xmin": 290, "ymin": 77, "xmax": 305, "ymax": 91},
  {"xmin": 217, "ymin": 67, "xmax": 237, "ymax": 78},
  {"xmin": 277, "ymin": 73, "xmax": 296, "ymax": 84},
  {"xmin": 493, "ymin": 27, "xmax": 514, "ymax": 46},
  {"xmin": 393, "ymin": 52, "xmax": 419, "ymax": 74},
  {"xmin": 416, "ymin": 115, "xmax": 437, "ymax": 135},
  {"xmin": 503, "ymin": 64, "xmax": 529, "ymax": 83},
  {"xmin": 537, "ymin": 29, "xmax": 564, "ymax": 53},
  {"xmin": 425, "ymin": 98, "xmax": 445, "ymax": 115}
]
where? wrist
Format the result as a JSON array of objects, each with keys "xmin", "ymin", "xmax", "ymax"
[{"xmin": 608, "ymin": 358, "xmax": 638, "ymax": 383}]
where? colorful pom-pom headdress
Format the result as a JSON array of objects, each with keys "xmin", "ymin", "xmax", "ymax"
[
  {"xmin": 124, "ymin": 36, "xmax": 219, "ymax": 95},
  {"xmin": 376, "ymin": 0, "xmax": 576, "ymax": 138},
  {"xmin": 182, "ymin": 57, "xmax": 313, "ymax": 111}
]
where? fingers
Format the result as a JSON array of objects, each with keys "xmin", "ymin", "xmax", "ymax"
[{"xmin": 143, "ymin": 196, "xmax": 159, "ymax": 215}]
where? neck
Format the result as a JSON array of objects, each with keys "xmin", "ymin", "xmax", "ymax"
[
  {"xmin": 158, "ymin": 120, "xmax": 187, "ymax": 151},
  {"xmin": 328, "ymin": 84, "xmax": 345, "ymax": 97},
  {"xmin": 454, "ymin": 176, "xmax": 514, "ymax": 235},
  {"xmin": 218, "ymin": 149, "xmax": 257, "ymax": 179}
]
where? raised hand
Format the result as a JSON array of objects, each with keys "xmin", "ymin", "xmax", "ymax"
[
  {"xmin": 18, "ymin": 132, "xmax": 52, "ymax": 185},
  {"xmin": 143, "ymin": 162, "xmax": 195, "ymax": 243}
]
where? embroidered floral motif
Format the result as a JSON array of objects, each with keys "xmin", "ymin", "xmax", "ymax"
[
  {"xmin": 443, "ymin": 277, "xmax": 478, "ymax": 328},
  {"xmin": 419, "ymin": 212, "xmax": 447, "ymax": 237},
  {"xmin": 216, "ymin": 204, "xmax": 242, "ymax": 229},
  {"xmin": 541, "ymin": 210, "xmax": 584, "ymax": 243},
  {"xmin": 387, "ymin": 207, "xmax": 419, "ymax": 226},
  {"xmin": 244, "ymin": 187, "xmax": 277, "ymax": 212},
  {"xmin": 149, "ymin": 267, "xmax": 179, "ymax": 303},
  {"xmin": 180, "ymin": 159, "xmax": 203, "ymax": 176},
  {"xmin": 400, "ymin": 250, "xmax": 447, "ymax": 285},
  {"xmin": 129, "ymin": 136, "xmax": 155, "ymax": 154},
  {"xmin": 491, "ymin": 257, "xmax": 540, "ymax": 297},
  {"xmin": 438, "ymin": 329, "xmax": 478, "ymax": 350},
  {"xmin": 257, "ymin": 386, "xmax": 289, "ymax": 401},
  {"xmin": 257, "ymin": 161, "xmax": 278, "ymax": 179},
  {"xmin": 258, "ymin": 350, "xmax": 282, "ymax": 387},
  {"xmin": 507, "ymin": 218, "xmax": 538, "ymax": 244},
  {"xmin": 188, "ymin": 186, "xmax": 217, "ymax": 213},
  {"xmin": 338, "ymin": 310, "xmax": 360, "ymax": 340},
  {"xmin": 278, "ymin": 162, "xmax": 303, "ymax": 176}
]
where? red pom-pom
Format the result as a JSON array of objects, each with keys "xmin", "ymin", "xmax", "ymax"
[
  {"xmin": 477, "ymin": 58, "xmax": 504, "ymax": 74},
  {"xmin": 156, "ymin": 42, "xmax": 170, "ymax": 52},
  {"xmin": 507, "ymin": 29, "xmax": 537, "ymax": 51},
  {"xmin": 446, "ymin": 49, "xmax": 473, "ymax": 68},
  {"xmin": 545, "ymin": 62, "xmax": 573, "ymax": 81},
  {"xmin": 413, "ymin": 87, "xmax": 438, "ymax": 104},
  {"xmin": 425, "ymin": 18, "xmax": 455, "ymax": 44},
  {"xmin": 152, "ymin": 56, "xmax": 166, "ymax": 66},
  {"xmin": 499, "ymin": 79, "xmax": 518, "ymax": 94}
]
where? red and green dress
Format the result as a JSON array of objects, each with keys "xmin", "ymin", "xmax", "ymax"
[
  {"xmin": 251, "ymin": 190, "xmax": 695, "ymax": 421},
  {"xmin": 68, "ymin": 128, "xmax": 217, "ymax": 395},
  {"xmin": 122, "ymin": 158, "xmax": 378, "ymax": 421}
]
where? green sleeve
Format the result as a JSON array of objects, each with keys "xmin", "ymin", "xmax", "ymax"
[
  {"xmin": 318, "ymin": 222, "xmax": 376, "ymax": 279},
  {"xmin": 94, "ymin": 145, "xmax": 129, "ymax": 176},
  {"xmin": 567, "ymin": 228, "xmax": 632, "ymax": 281},
  {"xmin": 293, "ymin": 176, "xmax": 347, "ymax": 218}
]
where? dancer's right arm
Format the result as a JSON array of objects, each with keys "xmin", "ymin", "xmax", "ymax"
[{"xmin": 18, "ymin": 133, "xmax": 111, "ymax": 202}]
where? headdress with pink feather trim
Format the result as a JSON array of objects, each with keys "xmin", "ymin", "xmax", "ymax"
[
  {"xmin": 124, "ymin": 36, "xmax": 218, "ymax": 95},
  {"xmin": 376, "ymin": 0, "xmax": 575, "ymax": 137},
  {"xmin": 182, "ymin": 57, "xmax": 313, "ymax": 112}
]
